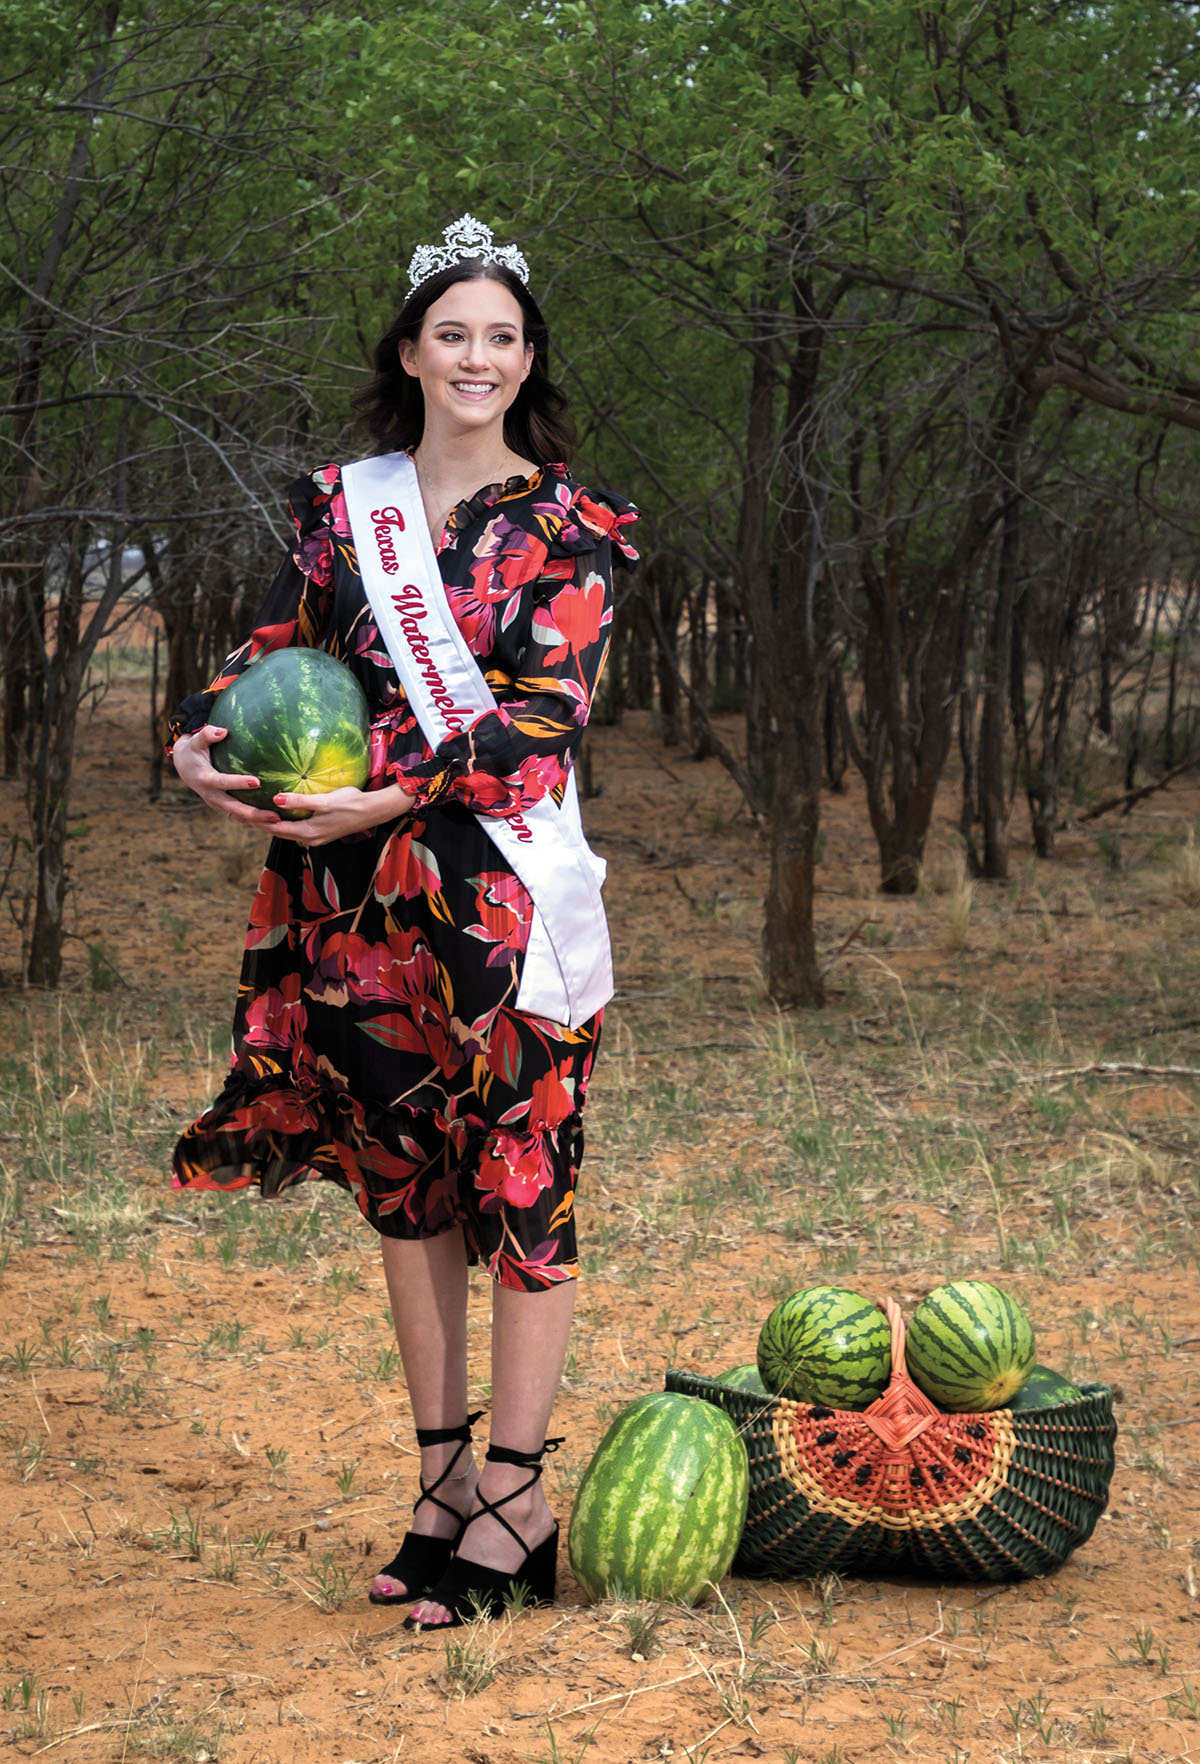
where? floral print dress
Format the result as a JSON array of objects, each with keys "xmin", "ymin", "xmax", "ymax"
[{"xmin": 168, "ymin": 462, "xmax": 638, "ymax": 1291}]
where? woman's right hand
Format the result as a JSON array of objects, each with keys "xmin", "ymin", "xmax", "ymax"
[{"xmin": 171, "ymin": 727, "xmax": 282, "ymax": 827}]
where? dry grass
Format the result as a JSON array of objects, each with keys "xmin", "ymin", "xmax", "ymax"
[{"xmin": 1167, "ymin": 824, "xmax": 1200, "ymax": 907}]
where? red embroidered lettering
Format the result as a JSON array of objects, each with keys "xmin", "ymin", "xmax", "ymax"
[{"xmin": 371, "ymin": 506, "xmax": 406, "ymax": 576}]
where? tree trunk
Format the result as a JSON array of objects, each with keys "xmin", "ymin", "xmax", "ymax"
[
  {"xmin": 26, "ymin": 538, "xmax": 86, "ymax": 987},
  {"xmin": 978, "ymin": 487, "xmax": 1022, "ymax": 879},
  {"xmin": 687, "ymin": 578, "xmax": 713, "ymax": 760},
  {"xmin": 764, "ymin": 762, "xmax": 825, "ymax": 1007},
  {"xmin": 823, "ymin": 669, "xmax": 846, "ymax": 792}
]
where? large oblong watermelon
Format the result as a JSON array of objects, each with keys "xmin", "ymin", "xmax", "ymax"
[
  {"xmin": 568, "ymin": 1392, "xmax": 749, "ymax": 1605},
  {"xmin": 906, "ymin": 1280, "xmax": 1036, "ymax": 1412},
  {"xmin": 757, "ymin": 1286, "xmax": 891, "ymax": 1409},
  {"xmin": 209, "ymin": 648, "xmax": 370, "ymax": 820}
]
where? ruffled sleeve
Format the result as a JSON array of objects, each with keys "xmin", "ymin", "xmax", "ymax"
[
  {"xmin": 377, "ymin": 474, "xmax": 639, "ymax": 817},
  {"xmin": 165, "ymin": 467, "xmax": 339, "ymax": 751}
]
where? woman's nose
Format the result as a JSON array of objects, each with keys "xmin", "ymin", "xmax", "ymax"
[{"xmin": 458, "ymin": 333, "xmax": 490, "ymax": 369}]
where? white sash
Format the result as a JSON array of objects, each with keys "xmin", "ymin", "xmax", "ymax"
[{"xmin": 340, "ymin": 453, "xmax": 613, "ymax": 1029}]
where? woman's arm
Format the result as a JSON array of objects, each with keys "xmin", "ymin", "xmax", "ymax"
[{"xmin": 168, "ymin": 471, "xmax": 336, "ymax": 814}]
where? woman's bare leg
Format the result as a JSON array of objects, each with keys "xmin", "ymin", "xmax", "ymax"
[
  {"xmin": 407, "ymin": 1277, "xmax": 576, "ymax": 1625},
  {"xmin": 370, "ymin": 1229, "xmax": 477, "ymax": 1599}
]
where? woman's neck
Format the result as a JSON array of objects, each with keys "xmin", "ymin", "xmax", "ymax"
[
  {"xmin": 412, "ymin": 424, "xmax": 538, "ymax": 540},
  {"xmin": 414, "ymin": 421, "xmax": 534, "ymax": 493}
]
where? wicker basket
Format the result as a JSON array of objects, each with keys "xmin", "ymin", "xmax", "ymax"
[{"xmin": 666, "ymin": 1297, "xmax": 1116, "ymax": 1582}]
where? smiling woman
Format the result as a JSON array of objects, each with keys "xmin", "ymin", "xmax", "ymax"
[{"xmin": 165, "ymin": 215, "xmax": 638, "ymax": 1636}]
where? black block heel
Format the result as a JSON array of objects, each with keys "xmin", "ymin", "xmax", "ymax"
[
  {"xmin": 403, "ymin": 1437, "xmax": 562, "ymax": 1629},
  {"xmin": 368, "ymin": 1409, "xmax": 484, "ymax": 1605}
]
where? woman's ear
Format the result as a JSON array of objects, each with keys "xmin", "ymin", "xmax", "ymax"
[{"xmin": 398, "ymin": 338, "xmax": 419, "ymax": 377}]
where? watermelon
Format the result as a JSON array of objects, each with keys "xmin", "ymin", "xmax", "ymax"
[
  {"xmin": 717, "ymin": 1364, "xmax": 770, "ymax": 1395},
  {"xmin": 906, "ymin": 1281, "xmax": 1036, "ymax": 1412},
  {"xmin": 1007, "ymin": 1364, "xmax": 1081, "ymax": 1411},
  {"xmin": 568, "ymin": 1393, "xmax": 749, "ymax": 1605},
  {"xmin": 756, "ymin": 1286, "xmax": 891, "ymax": 1409},
  {"xmin": 209, "ymin": 648, "xmax": 370, "ymax": 820}
]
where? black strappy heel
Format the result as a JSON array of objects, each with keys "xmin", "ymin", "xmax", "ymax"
[
  {"xmin": 368, "ymin": 1409, "xmax": 484, "ymax": 1605},
  {"xmin": 402, "ymin": 1437, "xmax": 562, "ymax": 1629}
]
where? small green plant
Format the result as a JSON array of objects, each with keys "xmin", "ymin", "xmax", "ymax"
[
  {"xmin": 883, "ymin": 1711, "xmax": 913, "ymax": 1746},
  {"xmin": 6, "ymin": 1430, "xmax": 47, "ymax": 1481},
  {"xmin": 799, "ymin": 1633, "xmax": 839, "ymax": 1675},
  {"xmin": 1006, "ymin": 1688, "xmax": 1055, "ymax": 1745},
  {"xmin": 534, "ymin": 1715, "xmax": 603, "ymax": 1763},
  {"xmin": 972, "ymin": 1607, "xmax": 998, "ymax": 1663},
  {"xmin": 440, "ymin": 1627, "xmax": 499, "ymax": 1696},
  {"xmin": 931, "ymin": 1696, "xmax": 963, "ymax": 1732},
  {"xmin": 335, "ymin": 1458, "xmax": 358, "ymax": 1496},
  {"xmin": 159, "ymin": 906, "xmax": 191, "ymax": 952},
  {"xmin": 3, "ymin": 1672, "xmax": 50, "ymax": 1739},
  {"xmin": 264, "ymin": 1444, "xmax": 288, "ymax": 1485},
  {"xmin": 370, "ymin": 1344, "xmax": 401, "ymax": 1380},
  {"xmin": 2, "ymin": 1339, "xmax": 39, "ymax": 1373},
  {"xmin": 620, "ymin": 1602, "xmax": 666, "ymax": 1659},
  {"xmin": 247, "ymin": 1527, "xmax": 275, "ymax": 1558},
  {"xmin": 1166, "ymin": 1679, "xmax": 1200, "ymax": 1720},
  {"xmin": 303, "ymin": 1551, "xmax": 356, "ymax": 1611},
  {"xmin": 1087, "ymin": 1705, "xmax": 1114, "ymax": 1741},
  {"xmin": 212, "ymin": 1535, "xmax": 239, "ymax": 1582},
  {"xmin": 88, "ymin": 939, "xmax": 122, "ymax": 991}
]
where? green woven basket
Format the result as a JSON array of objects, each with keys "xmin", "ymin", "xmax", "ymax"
[{"xmin": 666, "ymin": 1300, "xmax": 1116, "ymax": 1582}]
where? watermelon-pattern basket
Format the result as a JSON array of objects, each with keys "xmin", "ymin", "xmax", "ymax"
[{"xmin": 666, "ymin": 1298, "xmax": 1116, "ymax": 1582}]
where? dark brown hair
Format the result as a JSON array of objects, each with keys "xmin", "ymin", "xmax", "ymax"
[{"xmin": 352, "ymin": 260, "xmax": 576, "ymax": 465}]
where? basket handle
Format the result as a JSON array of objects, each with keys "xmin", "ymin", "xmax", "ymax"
[
  {"xmin": 885, "ymin": 1295, "xmax": 908, "ymax": 1377},
  {"xmin": 861, "ymin": 1295, "xmax": 942, "ymax": 1449}
]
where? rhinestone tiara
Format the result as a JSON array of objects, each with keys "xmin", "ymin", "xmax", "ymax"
[{"xmin": 406, "ymin": 214, "xmax": 530, "ymax": 298}]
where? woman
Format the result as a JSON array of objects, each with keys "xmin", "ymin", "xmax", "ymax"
[{"xmin": 168, "ymin": 216, "xmax": 637, "ymax": 1630}]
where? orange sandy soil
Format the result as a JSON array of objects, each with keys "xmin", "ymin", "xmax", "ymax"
[{"xmin": 0, "ymin": 653, "xmax": 1198, "ymax": 1764}]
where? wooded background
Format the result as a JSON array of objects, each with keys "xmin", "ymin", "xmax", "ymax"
[{"xmin": 3, "ymin": 0, "xmax": 1198, "ymax": 998}]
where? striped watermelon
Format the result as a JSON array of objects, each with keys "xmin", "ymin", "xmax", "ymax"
[
  {"xmin": 906, "ymin": 1281, "xmax": 1036, "ymax": 1412},
  {"xmin": 717, "ymin": 1363, "xmax": 770, "ymax": 1395},
  {"xmin": 209, "ymin": 648, "xmax": 370, "ymax": 820},
  {"xmin": 568, "ymin": 1393, "xmax": 749, "ymax": 1605},
  {"xmin": 1008, "ymin": 1364, "xmax": 1080, "ymax": 1411},
  {"xmin": 756, "ymin": 1286, "xmax": 891, "ymax": 1409}
]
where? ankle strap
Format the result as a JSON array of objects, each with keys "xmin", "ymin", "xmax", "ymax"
[
  {"xmin": 485, "ymin": 1436, "xmax": 564, "ymax": 1471},
  {"xmin": 415, "ymin": 1408, "xmax": 484, "ymax": 1450}
]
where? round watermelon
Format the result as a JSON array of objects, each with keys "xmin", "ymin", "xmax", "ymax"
[
  {"xmin": 906, "ymin": 1280, "xmax": 1036, "ymax": 1412},
  {"xmin": 209, "ymin": 648, "xmax": 370, "ymax": 820},
  {"xmin": 756, "ymin": 1286, "xmax": 891, "ymax": 1409},
  {"xmin": 568, "ymin": 1393, "xmax": 749, "ymax": 1605},
  {"xmin": 1007, "ymin": 1364, "xmax": 1080, "ymax": 1411},
  {"xmin": 716, "ymin": 1364, "xmax": 770, "ymax": 1395}
]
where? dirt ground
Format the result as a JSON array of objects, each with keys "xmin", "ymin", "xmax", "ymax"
[{"xmin": 1, "ymin": 654, "xmax": 1198, "ymax": 1764}]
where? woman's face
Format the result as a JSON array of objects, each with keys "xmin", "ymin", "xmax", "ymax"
[{"xmin": 399, "ymin": 278, "xmax": 533, "ymax": 441}]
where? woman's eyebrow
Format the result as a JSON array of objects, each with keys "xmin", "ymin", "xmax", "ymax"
[{"xmin": 429, "ymin": 315, "xmax": 520, "ymax": 328}]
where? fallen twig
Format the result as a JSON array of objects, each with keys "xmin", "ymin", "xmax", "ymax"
[
  {"xmin": 1078, "ymin": 751, "xmax": 1200, "ymax": 821},
  {"xmin": 1021, "ymin": 1061, "xmax": 1200, "ymax": 1083},
  {"xmin": 823, "ymin": 915, "xmax": 877, "ymax": 970},
  {"xmin": 515, "ymin": 1666, "xmax": 706, "ymax": 1720}
]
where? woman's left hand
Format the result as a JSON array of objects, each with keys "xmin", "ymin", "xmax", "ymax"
[{"xmin": 267, "ymin": 783, "xmax": 416, "ymax": 846}]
